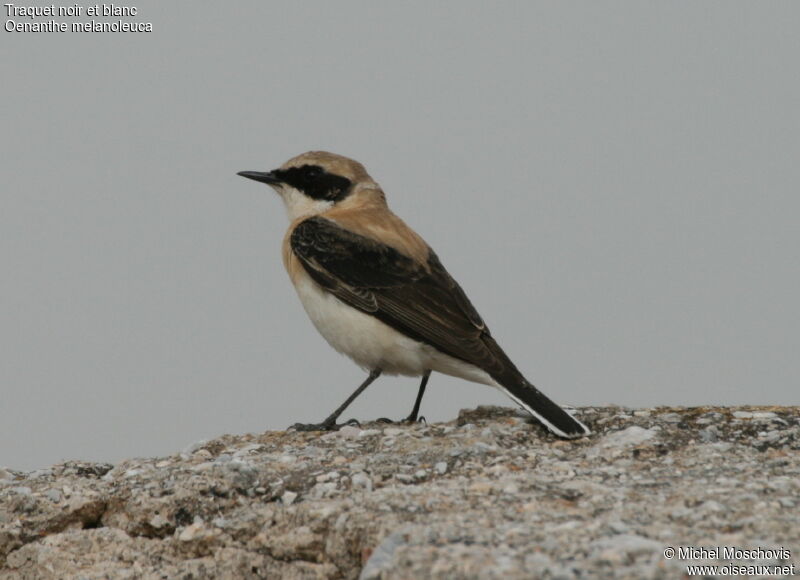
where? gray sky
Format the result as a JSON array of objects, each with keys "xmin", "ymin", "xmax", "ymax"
[{"xmin": 2, "ymin": 2, "xmax": 798, "ymax": 471}]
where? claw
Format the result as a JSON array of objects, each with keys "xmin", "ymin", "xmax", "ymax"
[{"xmin": 290, "ymin": 421, "xmax": 338, "ymax": 432}]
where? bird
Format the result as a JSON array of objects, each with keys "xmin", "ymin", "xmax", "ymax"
[{"xmin": 237, "ymin": 151, "xmax": 590, "ymax": 438}]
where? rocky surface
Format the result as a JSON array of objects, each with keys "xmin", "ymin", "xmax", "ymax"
[{"xmin": 1, "ymin": 405, "xmax": 798, "ymax": 579}]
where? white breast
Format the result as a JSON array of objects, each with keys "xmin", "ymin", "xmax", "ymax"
[{"xmin": 292, "ymin": 273, "xmax": 496, "ymax": 387}]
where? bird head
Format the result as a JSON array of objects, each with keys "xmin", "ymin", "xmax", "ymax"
[{"xmin": 238, "ymin": 151, "xmax": 386, "ymax": 221}]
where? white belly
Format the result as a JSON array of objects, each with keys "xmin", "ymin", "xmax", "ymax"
[{"xmin": 293, "ymin": 275, "xmax": 496, "ymax": 386}]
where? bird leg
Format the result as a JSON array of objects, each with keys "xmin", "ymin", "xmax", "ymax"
[
  {"xmin": 404, "ymin": 370, "xmax": 430, "ymax": 422},
  {"xmin": 376, "ymin": 371, "xmax": 431, "ymax": 424},
  {"xmin": 291, "ymin": 369, "xmax": 382, "ymax": 431}
]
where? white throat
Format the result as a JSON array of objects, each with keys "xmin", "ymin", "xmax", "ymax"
[{"xmin": 275, "ymin": 186, "xmax": 333, "ymax": 221}]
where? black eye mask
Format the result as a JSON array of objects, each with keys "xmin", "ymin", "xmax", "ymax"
[{"xmin": 273, "ymin": 165, "xmax": 352, "ymax": 202}]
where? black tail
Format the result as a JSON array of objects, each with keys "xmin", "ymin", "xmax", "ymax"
[
  {"xmin": 499, "ymin": 377, "xmax": 590, "ymax": 438},
  {"xmin": 484, "ymin": 338, "xmax": 590, "ymax": 438}
]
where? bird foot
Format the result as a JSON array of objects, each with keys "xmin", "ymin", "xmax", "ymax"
[
  {"xmin": 289, "ymin": 417, "xmax": 360, "ymax": 432},
  {"xmin": 375, "ymin": 415, "xmax": 427, "ymax": 425},
  {"xmin": 290, "ymin": 422, "xmax": 336, "ymax": 432}
]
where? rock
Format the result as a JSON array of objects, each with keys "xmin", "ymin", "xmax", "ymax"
[
  {"xmin": 587, "ymin": 425, "xmax": 658, "ymax": 458},
  {"xmin": 338, "ymin": 425, "xmax": 361, "ymax": 439},
  {"xmin": 351, "ymin": 472, "xmax": 372, "ymax": 492},
  {"xmin": 148, "ymin": 513, "xmax": 169, "ymax": 530},
  {"xmin": 590, "ymin": 533, "xmax": 662, "ymax": 563},
  {"xmin": 359, "ymin": 527, "xmax": 411, "ymax": 580},
  {"xmin": 182, "ymin": 439, "xmax": 208, "ymax": 455},
  {"xmin": 213, "ymin": 453, "xmax": 232, "ymax": 464},
  {"xmin": 699, "ymin": 426, "xmax": 719, "ymax": 442},
  {"xmin": 0, "ymin": 405, "xmax": 798, "ymax": 579},
  {"xmin": 607, "ymin": 425, "xmax": 658, "ymax": 446},
  {"xmin": 751, "ymin": 411, "xmax": 778, "ymax": 420}
]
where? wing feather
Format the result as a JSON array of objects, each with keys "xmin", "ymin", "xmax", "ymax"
[
  {"xmin": 290, "ymin": 216, "xmax": 591, "ymax": 438},
  {"xmin": 290, "ymin": 217, "xmax": 498, "ymax": 371}
]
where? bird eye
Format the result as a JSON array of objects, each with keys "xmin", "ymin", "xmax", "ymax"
[{"xmin": 304, "ymin": 166, "xmax": 322, "ymax": 179}]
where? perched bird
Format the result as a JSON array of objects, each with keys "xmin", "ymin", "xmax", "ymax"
[{"xmin": 238, "ymin": 152, "xmax": 590, "ymax": 438}]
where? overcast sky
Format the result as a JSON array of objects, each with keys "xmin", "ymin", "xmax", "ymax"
[{"xmin": 2, "ymin": 2, "xmax": 798, "ymax": 470}]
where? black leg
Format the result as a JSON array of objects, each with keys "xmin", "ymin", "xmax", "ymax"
[
  {"xmin": 291, "ymin": 369, "xmax": 382, "ymax": 431},
  {"xmin": 404, "ymin": 370, "xmax": 430, "ymax": 423}
]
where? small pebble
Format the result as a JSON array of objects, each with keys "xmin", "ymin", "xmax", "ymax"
[
  {"xmin": 178, "ymin": 522, "xmax": 207, "ymax": 542},
  {"xmin": 316, "ymin": 471, "xmax": 339, "ymax": 483},
  {"xmin": 338, "ymin": 425, "xmax": 361, "ymax": 439},
  {"xmin": 149, "ymin": 514, "xmax": 169, "ymax": 529},
  {"xmin": 351, "ymin": 472, "xmax": 373, "ymax": 492},
  {"xmin": 659, "ymin": 413, "xmax": 682, "ymax": 423}
]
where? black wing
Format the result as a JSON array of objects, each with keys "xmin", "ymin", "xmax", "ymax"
[
  {"xmin": 291, "ymin": 216, "xmax": 590, "ymax": 438},
  {"xmin": 290, "ymin": 217, "xmax": 511, "ymax": 377}
]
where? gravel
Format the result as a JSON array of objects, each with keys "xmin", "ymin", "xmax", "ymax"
[{"xmin": 0, "ymin": 404, "xmax": 798, "ymax": 579}]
